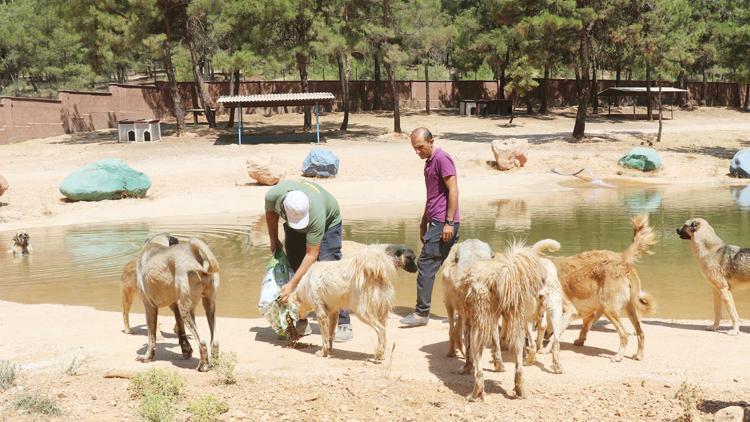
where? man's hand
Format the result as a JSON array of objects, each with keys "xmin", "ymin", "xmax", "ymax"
[
  {"xmin": 441, "ymin": 224, "xmax": 454, "ymax": 242},
  {"xmin": 269, "ymin": 237, "xmax": 281, "ymax": 254},
  {"xmin": 420, "ymin": 222, "xmax": 427, "ymax": 244},
  {"xmin": 280, "ymin": 283, "xmax": 295, "ymax": 303}
]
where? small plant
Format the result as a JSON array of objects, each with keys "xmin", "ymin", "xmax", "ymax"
[
  {"xmin": 210, "ymin": 352, "xmax": 237, "ymax": 385},
  {"xmin": 14, "ymin": 393, "xmax": 62, "ymax": 416},
  {"xmin": 138, "ymin": 392, "xmax": 175, "ymax": 422},
  {"xmin": 64, "ymin": 354, "xmax": 90, "ymax": 375},
  {"xmin": 675, "ymin": 381, "xmax": 705, "ymax": 422},
  {"xmin": 187, "ymin": 395, "xmax": 230, "ymax": 422},
  {"xmin": 0, "ymin": 360, "xmax": 18, "ymax": 390},
  {"xmin": 129, "ymin": 368, "xmax": 185, "ymax": 399}
]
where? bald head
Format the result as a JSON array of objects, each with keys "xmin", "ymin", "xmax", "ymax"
[{"xmin": 410, "ymin": 127, "xmax": 434, "ymax": 160}]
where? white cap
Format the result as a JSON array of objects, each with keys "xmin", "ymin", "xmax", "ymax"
[{"xmin": 283, "ymin": 190, "xmax": 310, "ymax": 230}]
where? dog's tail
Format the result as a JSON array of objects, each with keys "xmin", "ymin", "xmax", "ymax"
[
  {"xmin": 622, "ymin": 213, "xmax": 657, "ymax": 264},
  {"xmin": 630, "ymin": 271, "xmax": 657, "ymax": 316},
  {"xmin": 350, "ymin": 247, "xmax": 397, "ymax": 317},
  {"xmin": 531, "ymin": 239, "xmax": 561, "ymax": 254},
  {"xmin": 189, "ymin": 238, "xmax": 220, "ymax": 274}
]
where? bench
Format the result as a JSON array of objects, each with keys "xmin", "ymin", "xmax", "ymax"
[{"xmin": 185, "ymin": 108, "xmax": 217, "ymax": 125}]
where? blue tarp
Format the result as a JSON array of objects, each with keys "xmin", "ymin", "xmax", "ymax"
[
  {"xmin": 618, "ymin": 147, "xmax": 662, "ymax": 172},
  {"xmin": 302, "ymin": 148, "xmax": 339, "ymax": 178}
]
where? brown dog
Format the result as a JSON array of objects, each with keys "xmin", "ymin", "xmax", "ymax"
[
  {"xmin": 8, "ymin": 232, "xmax": 32, "ymax": 256},
  {"xmin": 136, "ymin": 233, "xmax": 220, "ymax": 371},
  {"xmin": 677, "ymin": 218, "xmax": 750, "ymax": 335},
  {"xmin": 554, "ymin": 214, "xmax": 657, "ymax": 362}
]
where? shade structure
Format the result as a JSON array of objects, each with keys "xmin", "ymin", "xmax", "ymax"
[{"xmin": 597, "ymin": 86, "xmax": 689, "ymax": 120}]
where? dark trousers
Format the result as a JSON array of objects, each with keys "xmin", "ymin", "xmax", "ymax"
[
  {"xmin": 415, "ymin": 220, "xmax": 460, "ymax": 317},
  {"xmin": 284, "ymin": 223, "xmax": 350, "ymax": 325}
]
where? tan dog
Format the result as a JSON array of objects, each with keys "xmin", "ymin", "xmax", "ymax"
[
  {"xmin": 555, "ymin": 213, "xmax": 657, "ymax": 362},
  {"xmin": 8, "ymin": 232, "xmax": 32, "ymax": 256},
  {"xmin": 677, "ymin": 218, "xmax": 750, "ymax": 335},
  {"xmin": 290, "ymin": 244, "xmax": 417, "ymax": 361},
  {"xmin": 136, "ymin": 233, "xmax": 220, "ymax": 371},
  {"xmin": 462, "ymin": 239, "xmax": 560, "ymax": 401}
]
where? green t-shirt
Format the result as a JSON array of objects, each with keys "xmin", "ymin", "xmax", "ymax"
[{"xmin": 264, "ymin": 180, "xmax": 342, "ymax": 245}]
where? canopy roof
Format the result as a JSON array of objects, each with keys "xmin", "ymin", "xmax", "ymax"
[
  {"xmin": 597, "ymin": 87, "xmax": 688, "ymax": 97},
  {"xmin": 218, "ymin": 92, "xmax": 335, "ymax": 107}
]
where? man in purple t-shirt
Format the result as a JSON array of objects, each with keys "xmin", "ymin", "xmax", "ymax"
[{"xmin": 400, "ymin": 127, "xmax": 460, "ymax": 327}]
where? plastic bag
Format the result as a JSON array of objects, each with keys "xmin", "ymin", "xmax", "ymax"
[{"xmin": 258, "ymin": 250, "xmax": 299, "ymax": 338}]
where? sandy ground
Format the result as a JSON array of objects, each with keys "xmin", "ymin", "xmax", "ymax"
[{"xmin": 1, "ymin": 108, "xmax": 750, "ymax": 420}]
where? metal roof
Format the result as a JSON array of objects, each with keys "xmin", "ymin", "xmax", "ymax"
[
  {"xmin": 218, "ymin": 92, "xmax": 335, "ymax": 106},
  {"xmin": 598, "ymin": 87, "xmax": 689, "ymax": 96}
]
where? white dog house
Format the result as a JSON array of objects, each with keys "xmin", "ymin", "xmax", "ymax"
[{"xmin": 118, "ymin": 119, "xmax": 161, "ymax": 142}]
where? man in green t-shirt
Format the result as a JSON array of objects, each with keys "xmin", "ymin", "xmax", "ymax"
[{"xmin": 264, "ymin": 179, "xmax": 352, "ymax": 341}]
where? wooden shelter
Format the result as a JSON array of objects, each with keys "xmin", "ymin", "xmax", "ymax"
[{"xmin": 597, "ymin": 86, "xmax": 689, "ymax": 119}]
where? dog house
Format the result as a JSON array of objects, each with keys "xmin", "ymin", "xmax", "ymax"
[{"xmin": 117, "ymin": 119, "xmax": 161, "ymax": 142}]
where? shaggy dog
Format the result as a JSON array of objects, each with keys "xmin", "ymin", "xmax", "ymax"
[
  {"xmin": 677, "ymin": 218, "xmax": 750, "ymax": 335},
  {"xmin": 8, "ymin": 232, "xmax": 32, "ymax": 256},
  {"xmin": 290, "ymin": 244, "xmax": 417, "ymax": 361},
  {"xmin": 121, "ymin": 235, "xmax": 179, "ymax": 335},
  {"xmin": 136, "ymin": 233, "xmax": 220, "ymax": 371},
  {"xmin": 462, "ymin": 239, "xmax": 560, "ymax": 401},
  {"xmin": 342, "ymin": 240, "xmax": 418, "ymax": 272},
  {"xmin": 554, "ymin": 213, "xmax": 657, "ymax": 362}
]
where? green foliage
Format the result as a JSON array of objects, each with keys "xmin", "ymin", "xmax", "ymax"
[
  {"xmin": 138, "ymin": 392, "xmax": 176, "ymax": 422},
  {"xmin": 0, "ymin": 360, "xmax": 18, "ymax": 390},
  {"xmin": 129, "ymin": 368, "xmax": 186, "ymax": 399},
  {"xmin": 211, "ymin": 351, "xmax": 238, "ymax": 385},
  {"xmin": 187, "ymin": 395, "xmax": 230, "ymax": 422},
  {"xmin": 14, "ymin": 393, "xmax": 62, "ymax": 416}
]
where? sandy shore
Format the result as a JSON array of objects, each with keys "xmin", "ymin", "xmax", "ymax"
[{"xmin": 1, "ymin": 108, "xmax": 750, "ymax": 420}]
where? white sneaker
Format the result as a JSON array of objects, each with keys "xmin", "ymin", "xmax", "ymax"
[
  {"xmin": 399, "ymin": 313, "xmax": 429, "ymax": 327},
  {"xmin": 334, "ymin": 324, "xmax": 353, "ymax": 342}
]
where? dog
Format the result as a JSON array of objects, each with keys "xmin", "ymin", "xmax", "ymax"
[
  {"xmin": 8, "ymin": 232, "xmax": 32, "ymax": 256},
  {"xmin": 121, "ymin": 235, "xmax": 179, "ymax": 335},
  {"xmin": 554, "ymin": 213, "xmax": 657, "ymax": 362},
  {"xmin": 290, "ymin": 244, "xmax": 417, "ymax": 361},
  {"xmin": 677, "ymin": 218, "xmax": 750, "ymax": 335},
  {"xmin": 342, "ymin": 240, "xmax": 418, "ymax": 272},
  {"xmin": 136, "ymin": 233, "xmax": 220, "ymax": 371},
  {"xmin": 461, "ymin": 238, "xmax": 560, "ymax": 401}
]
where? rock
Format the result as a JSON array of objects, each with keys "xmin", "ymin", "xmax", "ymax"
[
  {"xmin": 0, "ymin": 175, "xmax": 8, "ymax": 198},
  {"xmin": 302, "ymin": 148, "xmax": 339, "ymax": 178},
  {"xmin": 246, "ymin": 158, "xmax": 281, "ymax": 186},
  {"xmin": 714, "ymin": 406, "xmax": 745, "ymax": 422},
  {"xmin": 491, "ymin": 139, "xmax": 528, "ymax": 171},
  {"xmin": 730, "ymin": 149, "xmax": 750, "ymax": 178},
  {"xmin": 60, "ymin": 158, "xmax": 151, "ymax": 201},
  {"xmin": 618, "ymin": 147, "xmax": 662, "ymax": 172}
]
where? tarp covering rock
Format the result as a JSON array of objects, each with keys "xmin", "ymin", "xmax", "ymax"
[
  {"xmin": 246, "ymin": 157, "xmax": 281, "ymax": 186},
  {"xmin": 729, "ymin": 149, "xmax": 750, "ymax": 178},
  {"xmin": 302, "ymin": 148, "xmax": 339, "ymax": 178},
  {"xmin": 618, "ymin": 147, "xmax": 662, "ymax": 172},
  {"xmin": 491, "ymin": 139, "xmax": 528, "ymax": 171},
  {"xmin": 60, "ymin": 158, "xmax": 151, "ymax": 201}
]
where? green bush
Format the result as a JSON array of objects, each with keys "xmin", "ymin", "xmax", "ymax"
[
  {"xmin": 129, "ymin": 368, "xmax": 185, "ymax": 399},
  {"xmin": 14, "ymin": 393, "xmax": 62, "ymax": 416},
  {"xmin": 0, "ymin": 360, "xmax": 18, "ymax": 390},
  {"xmin": 64, "ymin": 355, "xmax": 90, "ymax": 375},
  {"xmin": 138, "ymin": 392, "xmax": 176, "ymax": 422},
  {"xmin": 210, "ymin": 352, "xmax": 237, "ymax": 385},
  {"xmin": 187, "ymin": 395, "xmax": 230, "ymax": 422}
]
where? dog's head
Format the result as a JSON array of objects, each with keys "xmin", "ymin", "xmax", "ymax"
[
  {"xmin": 676, "ymin": 218, "xmax": 709, "ymax": 240},
  {"xmin": 384, "ymin": 244, "xmax": 418, "ymax": 273},
  {"xmin": 12, "ymin": 232, "xmax": 30, "ymax": 250}
]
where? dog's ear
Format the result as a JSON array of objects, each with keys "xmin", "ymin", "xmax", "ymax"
[
  {"xmin": 689, "ymin": 220, "xmax": 700, "ymax": 230},
  {"xmin": 168, "ymin": 235, "xmax": 179, "ymax": 246}
]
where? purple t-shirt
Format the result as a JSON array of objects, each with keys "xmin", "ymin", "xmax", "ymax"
[{"xmin": 424, "ymin": 148, "xmax": 460, "ymax": 222}]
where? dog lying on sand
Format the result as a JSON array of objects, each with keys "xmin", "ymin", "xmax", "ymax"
[
  {"xmin": 136, "ymin": 233, "xmax": 220, "ymax": 371},
  {"xmin": 678, "ymin": 218, "xmax": 750, "ymax": 335},
  {"xmin": 290, "ymin": 244, "xmax": 417, "ymax": 361},
  {"xmin": 8, "ymin": 232, "xmax": 32, "ymax": 256},
  {"xmin": 554, "ymin": 213, "xmax": 657, "ymax": 362}
]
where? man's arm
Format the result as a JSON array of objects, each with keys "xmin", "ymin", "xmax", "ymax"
[
  {"xmin": 279, "ymin": 243, "xmax": 321, "ymax": 302},
  {"xmin": 420, "ymin": 203, "xmax": 429, "ymax": 243},
  {"xmin": 442, "ymin": 175, "xmax": 458, "ymax": 242},
  {"xmin": 265, "ymin": 210, "xmax": 281, "ymax": 253}
]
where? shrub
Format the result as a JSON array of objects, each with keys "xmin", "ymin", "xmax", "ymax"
[
  {"xmin": 187, "ymin": 395, "xmax": 230, "ymax": 422},
  {"xmin": 14, "ymin": 393, "xmax": 62, "ymax": 416},
  {"xmin": 64, "ymin": 355, "xmax": 90, "ymax": 376},
  {"xmin": 138, "ymin": 392, "xmax": 175, "ymax": 422},
  {"xmin": 129, "ymin": 368, "xmax": 185, "ymax": 399},
  {"xmin": 0, "ymin": 360, "xmax": 18, "ymax": 390},
  {"xmin": 210, "ymin": 352, "xmax": 237, "ymax": 385}
]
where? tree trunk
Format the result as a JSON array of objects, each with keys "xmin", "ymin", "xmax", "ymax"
[
  {"xmin": 734, "ymin": 81, "xmax": 743, "ymax": 109},
  {"xmin": 338, "ymin": 54, "xmax": 350, "ymax": 131},
  {"xmin": 424, "ymin": 61, "xmax": 430, "ymax": 114},
  {"xmin": 499, "ymin": 50, "xmax": 509, "ymax": 99},
  {"xmin": 645, "ymin": 60, "xmax": 652, "ymax": 121},
  {"xmin": 701, "ymin": 68, "xmax": 707, "ymax": 106},
  {"xmin": 590, "ymin": 39, "xmax": 598, "ymax": 114},
  {"xmin": 296, "ymin": 51, "xmax": 312, "ymax": 131},
  {"xmin": 656, "ymin": 83, "xmax": 663, "ymax": 143},
  {"xmin": 572, "ymin": 23, "xmax": 591, "ymax": 141},
  {"xmin": 615, "ymin": 62, "xmax": 621, "ymax": 106},
  {"xmin": 373, "ymin": 51, "xmax": 381, "ymax": 110},
  {"xmin": 540, "ymin": 64, "xmax": 549, "ymax": 114},
  {"xmin": 186, "ymin": 18, "xmax": 216, "ymax": 128},
  {"xmin": 226, "ymin": 69, "xmax": 240, "ymax": 128},
  {"xmin": 509, "ymin": 93, "xmax": 515, "ymax": 124},
  {"xmin": 744, "ymin": 83, "xmax": 749, "ymax": 111},
  {"xmin": 160, "ymin": 3, "xmax": 186, "ymax": 135},
  {"xmin": 384, "ymin": 61, "xmax": 400, "ymax": 133}
]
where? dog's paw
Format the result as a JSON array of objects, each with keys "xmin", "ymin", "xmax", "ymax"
[
  {"xmin": 315, "ymin": 350, "xmax": 330, "ymax": 358},
  {"xmin": 573, "ymin": 339, "xmax": 585, "ymax": 347},
  {"xmin": 706, "ymin": 325, "xmax": 720, "ymax": 332},
  {"xmin": 552, "ymin": 364, "xmax": 564, "ymax": 374},
  {"xmin": 727, "ymin": 329, "xmax": 740, "ymax": 336},
  {"xmin": 446, "ymin": 350, "xmax": 457, "ymax": 358},
  {"xmin": 610, "ymin": 354, "xmax": 623, "ymax": 363},
  {"xmin": 466, "ymin": 392, "xmax": 485, "ymax": 402},
  {"xmin": 137, "ymin": 355, "xmax": 154, "ymax": 363},
  {"xmin": 197, "ymin": 361, "xmax": 210, "ymax": 372},
  {"xmin": 633, "ymin": 352, "xmax": 643, "ymax": 361}
]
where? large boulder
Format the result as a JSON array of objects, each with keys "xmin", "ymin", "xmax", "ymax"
[
  {"xmin": 0, "ymin": 175, "xmax": 8, "ymax": 198},
  {"xmin": 729, "ymin": 149, "xmax": 750, "ymax": 178},
  {"xmin": 302, "ymin": 148, "xmax": 339, "ymax": 178},
  {"xmin": 618, "ymin": 147, "xmax": 662, "ymax": 172},
  {"xmin": 246, "ymin": 157, "xmax": 281, "ymax": 186},
  {"xmin": 714, "ymin": 406, "xmax": 745, "ymax": 422},
  {"xmin": 60, "ymin": 158, "xmax": 151, "ymax": 201},
  {"xmin": 491, "ymin": 139, "xmax": 528, "ymax": 171}
]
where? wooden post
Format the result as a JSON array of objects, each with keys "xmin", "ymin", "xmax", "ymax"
[
  {"xmin": 238, "ymin": 105, "xmax": 243, "ymax": 145},
  {"xmin": 315, "ymin": 102, "xmax": 320, "ymax": 144},
  {"xmin": 633, "ymin": 98, "xmax": 636, "ymax": 120}
]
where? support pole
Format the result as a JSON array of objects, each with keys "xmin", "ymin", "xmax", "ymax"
[
  {"xmin": 238, "ymin": 105, "xmax": 243, "ymax": 145},
  {"xmin": 633, "ymin": 97, "xmax": 636, "ymax": 120},
  {"xmin": 315, "ymin": 102, "xmax": 320, "ymax": 144}
]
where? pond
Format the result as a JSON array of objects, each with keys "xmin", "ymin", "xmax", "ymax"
[{"xmin": 2, "ymin": 184, "xmax": 750, "ymax": 320}]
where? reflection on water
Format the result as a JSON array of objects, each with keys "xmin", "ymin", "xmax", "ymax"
[{"xmin": 2, "ymin": 185, "xmax": 750, "ymax": 320}]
